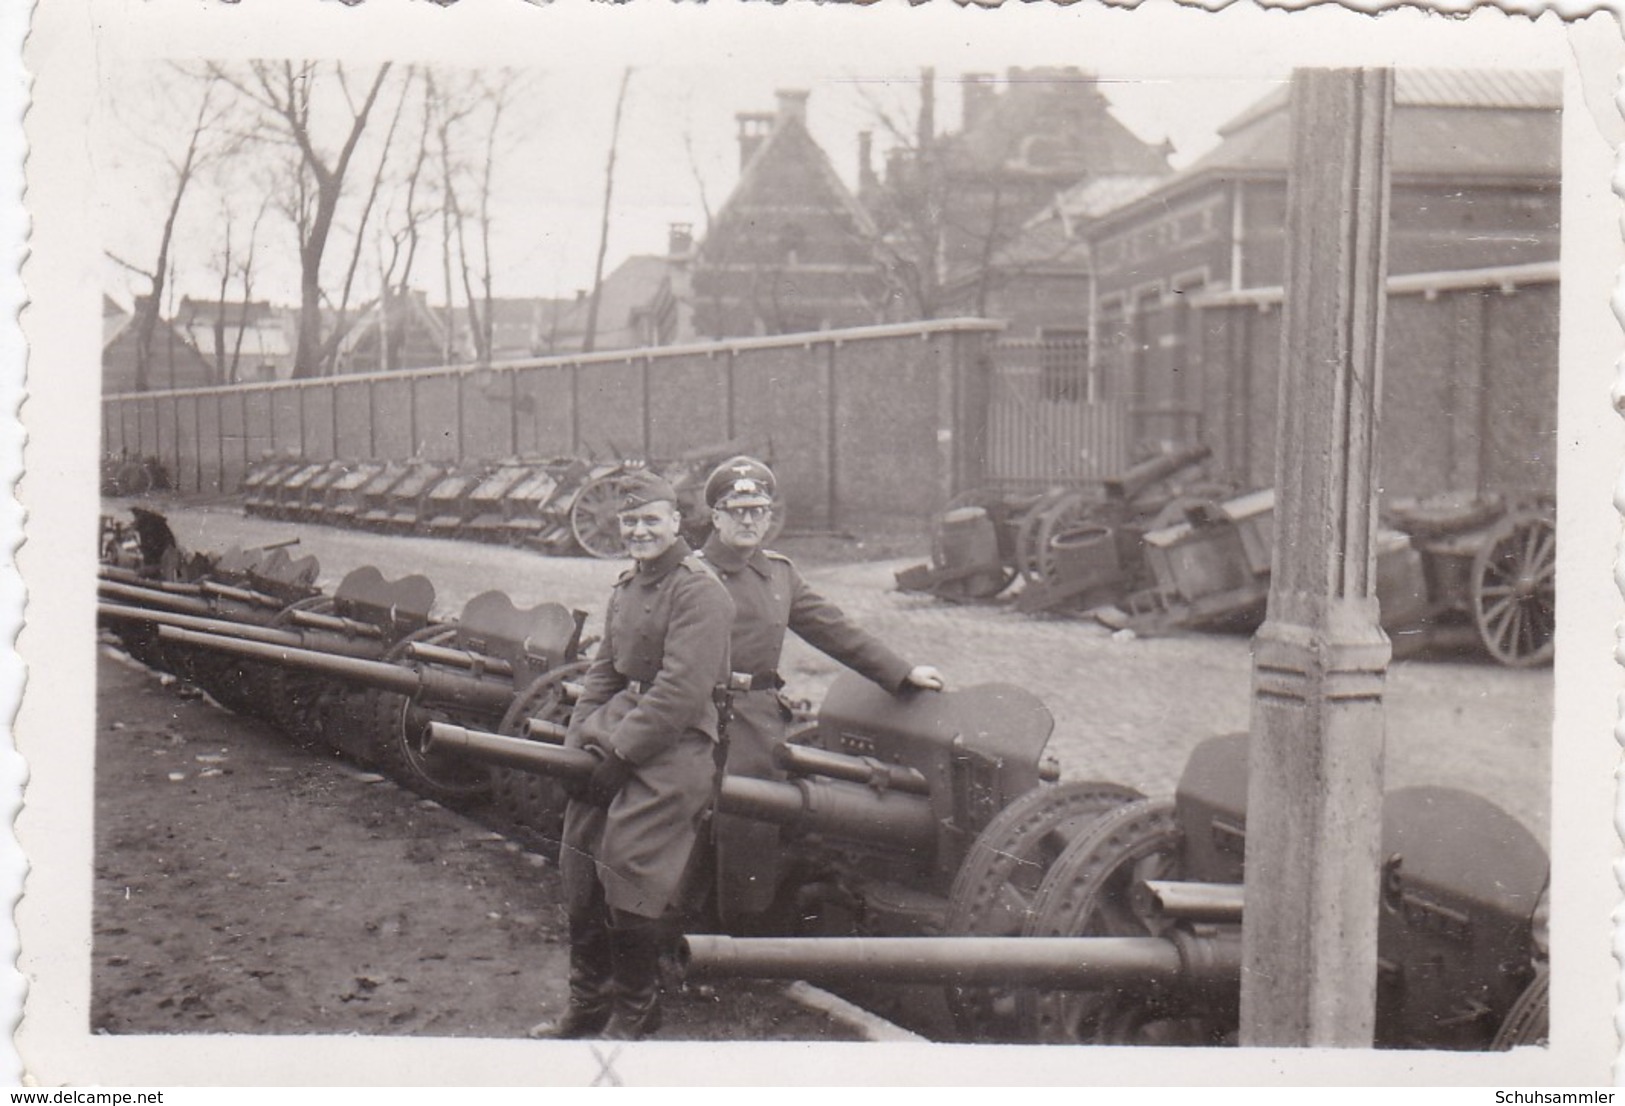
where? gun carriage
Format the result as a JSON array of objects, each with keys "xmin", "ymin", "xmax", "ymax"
[
  {"xmin": 431, "ymin": 674, "xmax": 1549, "ymax": 1049},
  {"xmin": 1381, "ymin": 492, "xmax": 1557, "ymax": 668}
]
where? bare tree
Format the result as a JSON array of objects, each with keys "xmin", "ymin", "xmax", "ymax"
[
  {"xmin": 583, "ymin": 68, "xmax": 633, "ymax": 355},
  {"xmin": 209, "ymin": 60, "xmax": 394, "ymax": 377},
  {"xmin": 316, "ymin": 66, "xmax": 419, "ymax": 375},
  {"xmin": 855, "ymin": 70, "xmax": 1036, "ymax": 321},
  {"xmin": 105, "ymin": 72, "xmax": 226, "ymax": 391}
]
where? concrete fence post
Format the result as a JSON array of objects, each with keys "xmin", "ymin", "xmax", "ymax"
[{"xmin": 1239, "ymin": 67, "xmax": 1394, "ymax": 1048}]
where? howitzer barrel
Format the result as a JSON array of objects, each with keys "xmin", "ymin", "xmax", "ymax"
[
  {"xmin": 408, "ymin": 641, "xmax": 514, "ymax": 677},
  {"xmin": 1142, "ymin": 880, "xmax": 1244, "ymax": 923},
  {"xmin": 1105, "ymin": 443, "xmax": 1214, "ymax": 501},
  {"xmin": 526, "ymin": 719, "xmax": 568, "ymax": 743},
  {"xmin": 99, "ymin": 581, "xmax": 220, "ymax": 618},
  {"xmin": 680, "ymin": 934, "xmax": 1242, "ymax": 990},
  {"xmin": 102, "ymin": 604, "xmax": 391, "ymax": 659},
  {"xmin": 100, "ymin": 603, "xmax": 300, "ymax": 647},
  {"xmin": 156, "ymin": 626, "xmax": 514, "ymax": 709},
  {"xmin": 425, "ymin": 723, "xmax": 937, "ymax": 850},
  {"xmin": 775, "ymin": 742, "xmax": 931, "ymax": 796},
  {"xmin": 287, "ymin": 608, "xmax": 385, "ymax": 639},
  {"xmin": 98, "ymin": 568, "xmax": 204, "ymax": 596},
  {"xmin": 201, "ymin": 581, "xmax": 285, "ymax": 609}
]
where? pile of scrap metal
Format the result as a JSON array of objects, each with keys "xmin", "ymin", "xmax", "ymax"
[
  {"xmin": 239, "ymin": 442, "xmax": 782, "ymax": 559},
  {"xmin": 898, "ymin": 457, "xmax": 1555, "ymax": 668},
  {"xmin": 895, "ymin": 445, "xmax": 1267, "ymax": 626}
]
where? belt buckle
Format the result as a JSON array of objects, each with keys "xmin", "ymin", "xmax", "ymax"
[{"xmin": 727, "ymin": 671, "xmax": 753, "ymax": 693}]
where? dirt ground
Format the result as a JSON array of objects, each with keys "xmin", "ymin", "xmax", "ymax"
[
  {"xmin": 89, "ymin": 495, "xmax": 1554, "ymax": 1044},
  {"xmin": 91, "ymin": 646, "xmax": 864, "ymax": 1042}
]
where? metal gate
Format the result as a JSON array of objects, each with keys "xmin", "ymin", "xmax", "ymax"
[{"xmin": 985, "ymin": 338, "xmax": 1130, "ymax": 487}]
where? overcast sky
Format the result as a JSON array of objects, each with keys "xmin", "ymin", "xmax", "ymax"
[{"xmin": 94, "ymin": 53, "xmax": 1288, "ymax": 315}]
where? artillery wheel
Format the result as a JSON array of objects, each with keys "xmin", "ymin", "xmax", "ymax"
[
  {"xmin": 487, "ymin": 662, "xmax": 590, "ymax": 856},
  {"xmin": 392, "ymin": 695, "xmax": 497, "ymax": 805},
  {"xmin": 262, "ymin": 596, "xmax": 338, "ymax": 750},
  {"xmin": 1470, "ymin": 510, "xmax": 1556, "ymax": 668},
  {"xmin": 351, "ymin": 624, "xmax": 458, "ymax": 772},
  {"xmin": 1490, "ymin": 965, "xmax": 1549, "ymax": 1049},
  {"xmin": 1015, "ymin": 489, "xmax": 1088, "ymax": 585},
  {"xmin": 1021, "ymin": 798, "xmax": 1234, "ymax": 1046},
  {"xmin": 943, "ymin": 780, "xmax": 1145, "ymax": 1042},
  {"xmin": 569, "ymin": 474, "xmax": 628, "ymax": 559}
]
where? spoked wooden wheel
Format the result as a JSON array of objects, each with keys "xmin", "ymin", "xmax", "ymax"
[
  {"xmin": 569, "ymin": 474, "xmax": 628, "ymax": 559},
  {"xmin": 1021, "ymin": 798, "xmax": 1235, "ymax": 1046},
  {"xmin": 943, "ymin": 780, "xmax": 1144, "ymax": 1042},
  {"xmin": 1471, "ymin": 511, "xmax": 1556, "ymax": 667},
  {"xmin": 487, "ymin": 662, "xmax": 589, "ymax": 855}
]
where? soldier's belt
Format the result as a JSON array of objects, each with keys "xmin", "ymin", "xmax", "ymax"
[{"xmin": 725, "ymin": 671, "xmax": 783, "ymax": 693}]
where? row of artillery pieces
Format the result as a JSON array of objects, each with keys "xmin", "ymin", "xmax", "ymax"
[
  {"xmin": 231, "ymin": 444, "xmax": 785, "ymax": 560},
  {"xmin": 97, "ymin": 519, "xmax": 1550, "ymax": 1048},
  {"xmin": 897, "ymin": 446, "xmax": 1557, "ymax": 669}
]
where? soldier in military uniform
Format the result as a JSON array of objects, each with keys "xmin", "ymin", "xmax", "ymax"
[
  {"xmin": 697, "ymin": 456, "xmax": 944, "ymax": 930},
  {"xmin": 530, "ymin": 469, "xmax": 734, "ymax": 1042}
]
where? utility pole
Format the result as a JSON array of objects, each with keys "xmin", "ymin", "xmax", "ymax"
[{"xmin": 1239, "ymin": 67, "xmax": 1395, "ymax": 1047}]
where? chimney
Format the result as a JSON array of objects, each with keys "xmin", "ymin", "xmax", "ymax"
[
  {"xmin": 918, "ymin": 68, "xmax": 935, "ymax": 151},
  {"xmin": 962, "ymin": 72, "xmax": 995, "ymax": 132},
  {"xmin": 858, "ymin": 131, "xmax": 877, "ymax": 192},
  {"xmin": 736, "ymin": 111, "xmax": 774, "ymax": 171},
  {"xmin": 668, "ymin": 222, "xmax": 694, "ymax": 259},
  {"xmin": 775, "ymin": 89, "xmax": 810, "ymax": 127}
]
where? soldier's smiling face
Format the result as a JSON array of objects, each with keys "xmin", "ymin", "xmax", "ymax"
[{"xmin": 619, "ymin": 500, "xmax": 681, "ymax": 562}]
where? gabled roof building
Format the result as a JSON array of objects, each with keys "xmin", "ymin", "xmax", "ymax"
[{"xmin": 691, "ymin": 91, "xmax": 888, "ymax": 339}]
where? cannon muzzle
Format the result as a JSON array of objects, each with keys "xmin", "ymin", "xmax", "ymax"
[
  {"xmin": 156, "ymin": 625, "xmax": 514, "ymax": 709},
  {"xmin": 101, "ymin": 603, "xmax": 389, "ymax": 659},
  {"xmin": 1104, "ymin": 443, "xmax": 1215, "ymax": 502},
  {"xmin": 99, "ymin": 580, "xmax": 225, "ymax": 619},
  {"xmin": 425, "ymin": 722, "xmax": 938, "ymax": 850},
  {"xmin": 679, "ymin": 933, "xmax": 1241, "ymax": 990}
]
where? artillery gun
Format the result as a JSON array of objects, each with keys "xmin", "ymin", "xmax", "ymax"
[
  {"xmin": 427, "ymin": 674, "xmax": 1548, "ymax": 1049},
  {"xmin": 155, "ymin": 588, "xmax": 588, "ymax": 803}
]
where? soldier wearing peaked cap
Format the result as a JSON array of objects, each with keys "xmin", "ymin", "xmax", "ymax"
[
  {"xmin": 530, "ymin": 467, "xmax": 734, "ymax": 1042},
  {"xmin": 696, "ymin": 456, "xmax": 944, "ymax": 930}
]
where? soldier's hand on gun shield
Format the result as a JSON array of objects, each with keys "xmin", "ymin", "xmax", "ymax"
[
  {"xmin": 903, "ymin": 665, "xmax": 945, "ymax": 692},
  {"xmin": 580, "ymin": 744, "xmax": 635, "ymax": 807}
]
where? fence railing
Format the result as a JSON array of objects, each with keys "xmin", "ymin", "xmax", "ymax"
[{"xmin": 985, "ymin": 338, "xmax": 1129, "ymax": 487}]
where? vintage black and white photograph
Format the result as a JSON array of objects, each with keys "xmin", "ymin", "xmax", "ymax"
[{"xmin": 13, "ymin": 0, "xmax": 1620, "ymax": 1087}]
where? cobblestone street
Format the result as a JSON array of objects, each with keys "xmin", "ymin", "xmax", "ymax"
[{"xmin": 133, "ymin": 498, "xmax": 1552, "ymax": 845}]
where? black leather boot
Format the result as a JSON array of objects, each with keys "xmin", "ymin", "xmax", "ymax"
[
  {"xmin": 528, "ymin": 915, "xmax": 614, "ymax": 1039},
  {"xmin": 600, "ymin": 913, "xmax": 666, "ymax": 1041}
]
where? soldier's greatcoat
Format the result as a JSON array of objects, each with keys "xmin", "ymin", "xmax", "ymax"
[
  {"xmin": 560, "ymin": 539, "xmax": 734, "ymax": 919},
  {"xmin": 698, "ymin": 534, "xmax": 913, "ymax": 920}
]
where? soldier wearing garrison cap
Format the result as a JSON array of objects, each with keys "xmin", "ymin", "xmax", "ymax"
[
  {"xmin": 532, "ymin": 467, "xmax": 733, "ymax": 1041},
  {"xmin": 696, "ymin": 455, "xmax": 943, "ymax": 930}
]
